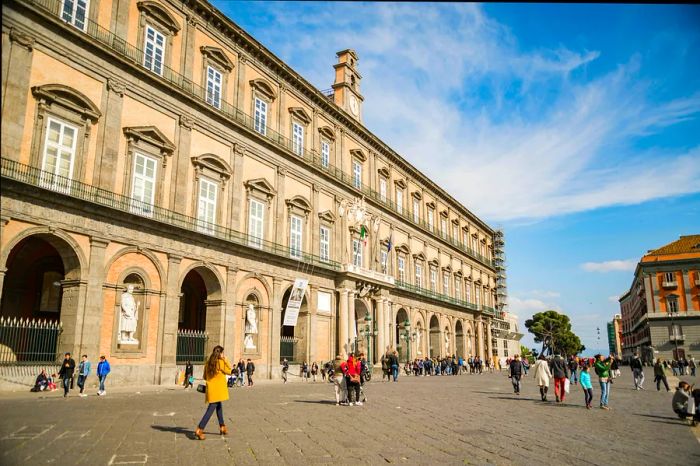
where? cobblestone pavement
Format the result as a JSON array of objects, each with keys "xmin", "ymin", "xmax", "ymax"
[{"xmin": 0, "ymin": 370, "xmax": 698, "ymax": 465}]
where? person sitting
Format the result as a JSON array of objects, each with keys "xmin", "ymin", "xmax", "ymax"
[
  {"xmin": 672, "ymin": 381, "xmax": 693, "ymax": 421},
  {"xmin": 47, "ymin": 373, "xmax": 58, "ymax": 391},
  {"xmin": 31, "ymin": 369, "xmax": 49, "ymax": 392}
]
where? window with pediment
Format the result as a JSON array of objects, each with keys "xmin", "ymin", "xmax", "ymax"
[
  {"xmin": 250, "ymin": 78, "xmax": 277, "ymax": 136},
  {"xmin": 245, "ymin": 178, "xmax": 276, "ymax": 248},
  {"xmin": 289, "ymin": 108, "xmax": 311, "ymax": 157},
  {"xmin": 137, "ymin": 1, "xmax": 180, "ymax": 76},
  {"xmin": 30, "ymin": 84, "xmax": 101, "ymax": 193},
  {"xmin": 60, "ymin": 0, "xmax": 100, "ymax": 31},
  {"xmin": 191, "ymin": 154, "xmax": 232, "ymax": 234},
  {"xmin": 200, "ymin": 46, "xmax": 234, "ymax": 109},
  {"xmin": 318, "ymin": 210, "xmax": 336, "ymax": 263},
  {"xmin": 286, "ymin": 196, "xmax": 311, "ymax": 259},
  {"xmin": 318, "ymin": 126, "xmax": 335, "ymax": 168}
]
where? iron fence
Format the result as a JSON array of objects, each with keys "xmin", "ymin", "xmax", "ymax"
[
  {"xmin": 0, "ymin": 316, "xmax": 62, "ymax": 365},
  {"xmin": 20, "ymin": 0, "xmax": 493, "ymax": 270},
  {"xmin": 176, "ymin": 329, "xmax": 208, "ymax": 365},
  {"xmin": 280, "ymin": 336, "xmax": 299, "ymax": 363}
]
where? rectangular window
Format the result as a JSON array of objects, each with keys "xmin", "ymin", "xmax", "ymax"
[
  {"xmin": 664, "ymin": 272, "xmax": 675, "ymax": 283},
  {"xmin": 415, "ymin": 263, "xmax": 423, "ymax": 287},
  {"xmin": 455, "ymin": 279, "xmax": 461, "ymax": 300},
  {"xmin": 41, "ymin": 117, "xmax": 77, "ymax": 193},
  {"xmin": 61, "ymin": 0, "xmax": 89, "ymax": 31},
  {"xmin": 670, "ymin": 324, "xmax": 682, "ymax": 338},
  {"xmin": 443, "ymin": 273, "xmax": 449, "ymax": 295},
  {"xmin": 466, "ymin": 284, "xmax": 471, "ymax": 303},
  {"xmin": 427, "ymin": 209, "xmax": 434, "ymax": 231},
  {"xmin": 254, "ymin": 98, "xmax": 267, "ymax": 135},
  {"xmin": 320, "ymin": 226, "xmax": 330, "ymax": 262},
  {"xmin": 353, "ymin": 161, "xmax": 362, "ymax": 189},
  {"xmin": 452, "ymin": 224, "xmax": 458, "ymax": 242},
  {"xmin": 379, "ymin": 178, "xmax": 387, "ymax": 202},
  {"xmin": 321, "ymin": 141, "xmax": 330, "ymax": 168},
  {"xmin": 475, "ymin": 287, "xmax": 481, "ymax": 307},
  {"xmin": 143, "ymin": 25, "xmax": 165, "ymax": 75},
  {"xmin": 290, "ymin": 215, "xmax": 303, "ymax": 258},
  {"xmin": 396, "ymin": 188, "xmax": 403, "ymax": 213},
  {"xmin": 353, "ymin": 239, "xmax": 362, "ymax": 267},
  {"xmin": 206, "ymin": 66, "xmax": 222, "ymax": 109},
  {"xmin": 197, "ymin": 177, "xmax": 217, "ymax": 234},
  {"xmin": 130, "ymin": 152, "xmax": 157, "ymax": 217},
  {"xmin": 292, "ymin": 122, "xmax": 304, "ymax": 156},
  {"xmin": 441, "ymin": 218, "xmax": 447, "ymax": 239},
  {"xmin": 248, "ymin": 198, "xmax": 264, "ymax": 248},
  {"xmin": 472, "ymin": 236, "xmax": 478, "ymax": 252},
  {"xmin": 430, "ymin": 268, "xmax": 437, "ymax": 291},
  {"xmin": 413, "ymin": 199, "xmax": 420, "ymax": 223},
  {"xmin": 668, "ymin": 298, "xmax": 678, "ymax": 313},
  {"xmin": 398, "ymin": 256, "xmax": 406, "ymax": 282},
  {"xmin": 381, "ymin": 250, "xmax": 388, "ymax": 273}
]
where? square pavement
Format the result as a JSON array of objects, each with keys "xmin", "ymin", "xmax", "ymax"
[{"xmin": 0, "ymin": 370, "xmax": 698, "ymax": 465}]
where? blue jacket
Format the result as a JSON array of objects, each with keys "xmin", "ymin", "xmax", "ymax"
[
  {"xmin": 580, "ymin": 370, "xmax": 592, "ymax": 389},
  {"xmin": 79, "ymin": 360, "xmax": 91, "ymax": 376},
  {"xmin": 97, "ymin": 360, "xmax": 111, "ymax": 376}
]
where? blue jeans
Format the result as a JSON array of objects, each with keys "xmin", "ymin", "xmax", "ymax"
[
  {"xmin": 62, "ymin": 377, "xmax": 71, "ymax": 395},
  {"xmin": 98, "ymin": 375, "xmax": 107, "ymax": 392},
  {"xmin": 391, "ymin": 365, "xmax": 398, "ymax": 381},
  {"xmin": 198, "ymin": 402, "xmax": 224, "ymax": 429},
  {"xmin": 570, "ymin": 369, "xmax": 577, "ymax": 384},
  {"xmin": 599, "ymin": 380, "xmax": 609, "ymax": 406}
]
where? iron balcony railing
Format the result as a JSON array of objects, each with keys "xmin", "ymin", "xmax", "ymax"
[
  {"xmin": 395, "ymin": 280, "xmax": 493, "ymax": 315},
  {"xmin": 22, "ymin": 0, "xmax": 493, "ymax": 270},
  {"xmin": 1, "ymin": 158, "xmax": 341, "ymax": 271},
  {"xmin": 176, "ymin": 329, "xmax": 208, "ymax": 364},
  {"xmin": 0, "ymin": 317, "xmax": 62, "ymax": 365}
]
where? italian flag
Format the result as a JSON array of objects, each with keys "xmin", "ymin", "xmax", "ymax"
[{"xmin": 360, "ymin": 224, "xmax": 368, "ymax": 246}]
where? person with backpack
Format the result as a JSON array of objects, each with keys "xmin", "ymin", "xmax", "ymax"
[
  {"xmin": 96, "ymin": 355, "xmax": 110, "ymax": 396},
  {"xmin": 654, "ymin": 358, "xmax": 670, "ymax": 392}
]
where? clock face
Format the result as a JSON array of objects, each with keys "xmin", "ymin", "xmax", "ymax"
[{"xmin": 349, "ymin": 95, "xmax": 359, "ymax": 116}]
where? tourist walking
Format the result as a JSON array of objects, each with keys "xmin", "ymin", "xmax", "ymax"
[
  {"xmin": 96, "ymin": 355, "xmax": 110, "ymax": 396},
  {"xmin": 77, "ymin": 355, "xmax": 91, "ymax": 397},
  {"xmin": 654, "ymin": 358, "xmax": 670, "ymax": 392},
  {"xmin": 533, "ymin": 354, "xmax": 553, "ymax": 401},
  {"xmin": 237, "ymin": 359, "xmax": 246, "ymax": 387},
  {"xmin": 58, "ymin": 352, "xmax": 76, "ymax": 398},
  {"xmin": 389, "ymin": 350, "xmax": 399, "ymax": 382},
  {"xmin": 549, "ymin": 352, "xmax": 569, "ymax": 403},
  {"xmin": 580, "ymin": 365, "xmax": 594, "ymax": 409},
  {"xmin": 345, "ymin": 353, "xmax": 362, "ymax": 406},
  {"xmin": 184, "ymin": 360, "xmax": 194, "ymax": 389},
  {"xmin": 569, "ymin": 357, "xmax": 578, "ymax": 385},
  {"xmin": 281, "ymin": 358, "xmax": 289, "ymax": 384},
  {"xmin": 631, "ymin": 353, "xmax": 645, "ymax": 390},
  {"xmin": 508, "ymin": 355, "xmax": 524, "ymax": 395},
  {"xmin": 194, "ymin": 345, "xmax": 232, "ymax": 440},
  {"xmin": 311, "ymin": 362, "xmax": 318, "ymax": 382},
  {"xmin": 245, "ymin": 359, "xmax": 255, "ymax": 386},
  {"xmin": 331, "ymin": 354, "xmax": 348, "ymax": 406},
  {"xmin": 690, "ymin": 357, "xmax": 697, "ymax": 377},
  {"xmin": 381, "ymin": 353, "xmax": 390, "ymax": 382},
  {"xmin": 594, "ymin": 354, "xmax": 612, "ymax": 410}
]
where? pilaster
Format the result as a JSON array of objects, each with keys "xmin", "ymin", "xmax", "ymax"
[
  {"xmin": 376, "ymin": 298, "xmax": 385, "ymax": 358},
  {"xmin": 338, "ymin": 288, "xmax": 348, "ymax": 357},
  {"xmin": 269, "ymin": 277, "xmax": 283, "ymax": 378},
  {"xmin": 170, "ymin": 114, "xmax": 193, "ymax": 211},
  {"xmin": 348, "ymin": 290, "xmax": 356, "ymax": 353},
  {"xmin": 308, "ymin": 284, "xmax": 318, "ymax": 363},
  {"xmin": 157, "ymin": 254, "xmax": 181, "ymax": 381},
  {"xmin": 1, "ymin": 29, "xmax": 35, "ymax": 161},
  {"xmin": 275, "ymin": 166, "xmax": 286, "ymax": 244},
  {"xmin": 230, "ymin": 143, "xmax": 246, "ymax": 231},
  {"xmin": 223, "ymin": 267, "xmax": 238, "ymax": 357},
  {"xmin": 94, "ymin": 78, "xmax": 126, "ymax": 189},
  {"xmin": 79, "ymin": 237, "xmax": 110, "ymax": 359}
]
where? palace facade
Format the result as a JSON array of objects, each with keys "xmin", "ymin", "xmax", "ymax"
[{"xmin": 1, "ymin": 0, "xmax": 499, "ymax": 385}]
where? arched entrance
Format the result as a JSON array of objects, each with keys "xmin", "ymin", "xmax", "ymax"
[
  {"xmin": 455, "ymin": 320, "xmax": 465, "ymax": 358},
  {"xmin": 395, "ymin": 308, "xmax": 409, "ymax": 362},
  {"xmin": 178, "ymin": 266, "xmax": 223, "ymax": 363},
  {"xmin": 429, "ymin": 315, "xmax": 440, "ymax": 358},
  {"xmin": 280, "ymin": 287, "xmax": 308, "ymax": 363},
  {"xmin": 0, "ymin": 233, "xmax": 83, "ymax": 361},
  {"xmin": 353, "ymin": 299, "xmax": 371, "ymax": 358}
]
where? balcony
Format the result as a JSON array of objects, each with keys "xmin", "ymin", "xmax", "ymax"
[
  {"xmin": 669, "ymin": 334, "xmax": 685, "ymax": 342},
  {"xmin": 395, "ymin": 280, "xmax": 493, "ymax": 315},
  {"xmin": 18, "ymin": 0, "xmax": 495, "ymax": 271},
  {"xmin": 662, "ymin": 281, "xmax": 678, "ymax": 289},
  {"xmin": 341, "ymin": 263, "xmax": 395, "ymax": 286}
]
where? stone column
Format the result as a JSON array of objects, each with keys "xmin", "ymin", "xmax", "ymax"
[
  {"xmin": 308, "ymin": 284, "xmax": 318, "ymax": 363},
  {"xmin": 204, "ymin": 299, "xmax": 225, "ymax": 355},
  {"xmin": 0, "ymin": 216, "xmax": 11, "ymax": 304},
  {"xmin": 270, "ymin": 278, "xmax": 283, "ymax": 378},
  {"xmin": 1, "ymin": 29, "xmax": 34, "ymax": 161},
  {"xmin": 181, "ymin": 15, "xmax": 197, "ymax": 81},
  {"xmin": 94, "ymin": 78, "xmax": 125, "ymax": 189},
  {"xmin": 275, "ymin": 167, "xmax": 286, "ymax": 244},
  {"xmin": 235, "ymin": 55, "xmax": 247, "ymax": 110},
  {"xmin": 230, "ymin": 144, "xmax": 245, "ymax": 231},
  {"xmin": 78, "ymin": 237, "xmax": 109, "ymax": 358},
  {"xmin": 170, "ymin": 115, "xmax": 193, "ymax": 211},
  {"xmin": 477, "ymin": 318, "xmax": 484, "ymax": 360},
  {"xmin": 348, "ymin": 290, "xmax": 356, "ymax": 353},
  {"xmin": 338, "ymin": 289, "xmax": 348, "ymax": 356},
  {"xmin": 58, "ymin": 279, "xmax": 89, "ymax": 358},
  {"xmin": 376, "ymin": 298, "xmax": 385, "ymax": 359},
  {"xmin": 311, "ymin": 184, "xmax": 320, "ymax": 256},
  {"xmin": 110, "ymin": 0, "xmax": 131, "ymax": 38},
  {"xmin": 682, "ymin": 271, "xmax": 692, "ymax": 312},
  {"xmin": 277, "ymin": 84, "xmax": 286, "ymax": 138},
  {"xmin": 223, "ymin": 267, "xmax": 238, "ymax": 358},
  {"xmin": 157, "ymin": 254, "xmax": 181, "ymax": 382},
  {"xmin": 485, "ymin": 319, "xmax": 493, "ymax": 361}
]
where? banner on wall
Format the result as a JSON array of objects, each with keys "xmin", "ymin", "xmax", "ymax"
[{"xmin": 282, "ymin": 278, "xmax": 308, "ymax": 327}]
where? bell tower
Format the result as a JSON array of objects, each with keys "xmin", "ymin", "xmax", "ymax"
[{"xmin": 332, "ymin": 49, "xmax": 363, "ymax": 123}]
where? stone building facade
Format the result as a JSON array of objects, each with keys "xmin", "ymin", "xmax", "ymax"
[
  {"xmin": 619, "ymin": 235, "xmax": 700, "ymax": 363},
  {"xmin": 0, "ymin": 0, "xmax": 498, "ymax": 385}
]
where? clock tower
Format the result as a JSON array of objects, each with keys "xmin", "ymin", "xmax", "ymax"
[{"xmin": 332, "ymin": 49, "xmax": 363, "ymax": 123}]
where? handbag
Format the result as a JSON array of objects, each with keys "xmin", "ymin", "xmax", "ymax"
[
  {"xmin": 564, "ymin": 378, "xmax": 570, "ymax": 394},
  {"xmin": 196, "ymin": 383, "xmax": 206, "ymax": 393}
]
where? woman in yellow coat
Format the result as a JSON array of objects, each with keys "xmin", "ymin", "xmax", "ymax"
[{"xmin": 195, "ymin": 345, "xmax": 232, "ymax": 440}]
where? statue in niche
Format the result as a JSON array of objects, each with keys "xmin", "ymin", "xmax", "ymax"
[
  {"xmin": 244, "ymin": 303, "xmax": 258, "ymax": 350},
  {"xmin": 119, "ymin": 284, "xmax": 140, "ymax": 344},
  {"xmin": 415, "ymin": 328, "xmax": 422, "ymax": 355},
  {"xmin": 445, "ymin": 332, "xmax": 450, "ymax": 354}
]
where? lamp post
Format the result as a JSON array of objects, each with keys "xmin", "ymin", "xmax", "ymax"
[
  {"xmin": 669, "ymin": 309, "xmax": 679, "ymax": 360},
  {"xmin": 359, "ymin": 312, "xmax": 376, "ymax": 365},
  {"xmin": 400, "ymin": 319, "xmax": 412, "ymax": 363}
]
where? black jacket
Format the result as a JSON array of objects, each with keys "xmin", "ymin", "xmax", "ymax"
[
  {"xmin": 246, "ymin": 362, "xmax": 255, "ymax": 375},
  {"xmin": 58, "ymin": 358, "xmax": 75, "ymax": 379},
  {"xmin": 509, "ymin": 360, "xmax": 523, "ymax": 378},
  {"xmin": 630, "ymin": 358, "xmax": 643, "ymax": 371},
  {"xmin": 549, "ymin": 356, "xmax": 569, "ymax": 379}
]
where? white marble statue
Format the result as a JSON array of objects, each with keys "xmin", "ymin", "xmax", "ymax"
[
  {"xmin": 445, "ymin": 333, "xmax": 450, "ymax": 353},
  {"xmin": 119, "ymin": 284, "xmax": 140, "ymax": 344},
  {"xmin": 244, "ymin": 303, "xmax": 258, "ymax": 350},
  {"xmin": 415, "ymin": 328, "xmax": 422, "ymax": 355}
]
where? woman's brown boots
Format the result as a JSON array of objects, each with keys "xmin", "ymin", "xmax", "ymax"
[
  {"xmin": 194, "ymin": 428, "xmax": 205, "ymax": 440},
  {"xmin": 220, "ymin": 424, "xmax": 228, "ymax": 435}
]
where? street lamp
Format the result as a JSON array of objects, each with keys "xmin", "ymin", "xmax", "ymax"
[
  {"xmin": 669, "ymin": 309, "xmax": 680, "ymax": 360},
  {"xmin": 358, "ymin": 313, "xmax": 376, "ymax": 365},
  {"xmin": 400, "ymin": 319, "xmax": 413, "ymax": 363}
]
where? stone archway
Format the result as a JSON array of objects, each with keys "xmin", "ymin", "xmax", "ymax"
[
  {"xmin": 178, "ymin": 265, "xmax": 224, "ymax": 362},
  {"xmin": 353, "ymin": 298, "xmax": 371, "ymax": 358},
  {"xmin": 395, "ymin": 308, "xmax": 409, "ymax": 363},
  {"xmin": 429, "ymin": 314, "xmax": 440, "ymax": 359},
  {"xmin": 455, "ymin": 320, "xmax": 465, "ymax": 358},
  {"xmin": 280, "ymin": 287, "xmax": 308, "ymax": 363}
]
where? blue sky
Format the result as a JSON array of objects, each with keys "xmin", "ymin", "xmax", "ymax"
[{"xmin": 214, "ymin": 2, "xmax": 700, "ymax": 355}]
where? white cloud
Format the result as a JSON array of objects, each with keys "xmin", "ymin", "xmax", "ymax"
[
  {"xmin": 581, "ymin": 259, "xmax": 637, "ymax": 273},
  {"xmin": 528, "ymin": 290, "xmax": 561, "ymax": 298},
  {"xmin": 237, "ymin": 2, "xmax": 700, "ymax": 223},
  {"xmin": 608, "ymin": 295, "xmax": 621, "ymax": 303},
  {"xmin": 509, "ymin": 296, "xmax": 559, "ymax": 315}
]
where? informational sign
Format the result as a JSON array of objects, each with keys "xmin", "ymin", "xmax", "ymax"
[
  {"xmin": 282, "ymin": 278, "xmax": 308, "ymax": 326},
  {"xmin": 317, "ymin": 291, "xmax": 332, "ymax": 315}
]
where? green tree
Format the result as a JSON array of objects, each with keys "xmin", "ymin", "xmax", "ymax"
[
  {"xmin": 524, "ymin": 310, "xmax": 584, "ymax": 356},
  {"xmin": 520, "ymin": 345, "xmax": 534, "ymax": 363}
]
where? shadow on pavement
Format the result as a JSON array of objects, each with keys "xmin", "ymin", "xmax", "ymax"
[
  {"xmin": 293, "ymin": 399, "xmax": 337, "ymax": 405},
  {"xmin": 151, "ymin": 425, "xmax": 195, "ymax": 439}
]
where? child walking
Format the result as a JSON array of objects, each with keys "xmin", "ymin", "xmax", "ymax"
[{"xmin": 580, "ymin": 365, "xmax": 594, "ymax": 409}]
